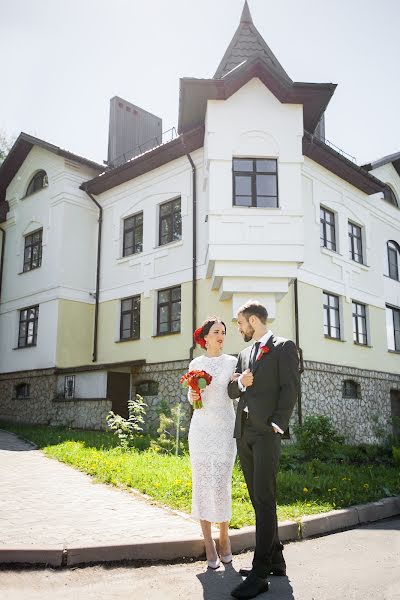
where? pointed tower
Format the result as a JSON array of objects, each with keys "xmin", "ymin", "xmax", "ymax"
[{"xmin": 214, "ymin": 1, "xmax": 292, "ymax": 84}]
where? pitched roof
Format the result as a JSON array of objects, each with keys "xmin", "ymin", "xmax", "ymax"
[
  {"xmin": 214, "ymin": 1, "xmax": 292, "ymax": 84},
  {"xmin": 0, "ymin": 132, "xmax": 104, "ymax": 222},
  {"xmin": 362, "ymin": 151, "xmax": 400, "ymax": 178},
  {"xmin": 179, "ymin": 55, "xmax": 336, "ymax": 135}
]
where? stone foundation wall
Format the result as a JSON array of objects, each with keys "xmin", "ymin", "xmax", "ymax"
[
  {"xmin": 300, "ymin": 361, "xmax": 400, "ymax": 444},
  {"xmin": 131, "ymin": 359, "xmax": 191, "ymax": 434},
  {"xmin": 2, "ymin": 360, "xmax": 399, "ymax": 442},
  {"xmin": 0, "ymin": 370, "xmax": 111, "ymax": 430}
]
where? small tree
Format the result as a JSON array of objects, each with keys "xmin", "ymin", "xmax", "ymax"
[
  {"xmin": 106, "ymin": 394, "xmax": 147, "ymax": 449},
  {"xmin": 151, "ymin": 402, "xmax": 186, "ymax": 455},
  {"xmin": 0, "ymin": 131, "xmax": 14, "ymax": 165}
]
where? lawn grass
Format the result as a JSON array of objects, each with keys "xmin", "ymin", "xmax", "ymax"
[{"xmin": 2, "ymin": 422, "xmax": 399, "ymax": 529}]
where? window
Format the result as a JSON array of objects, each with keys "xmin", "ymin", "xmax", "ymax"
[
  {"xmin": 348, "ymin": 222, "xmax": 363, "ymax": 264},
  {"xmin": 18, "ymin": 305, "xmax": 39, "ymax": 347},
  {"xmin": 323, "ymin": 292, "xmax": 340, "ymax": 339},
  {"xmin": 64, "ymin": 375, "xmax": 75, "ymax": 399},
  {"xmin": 120, "ymin": 296, "xmax": 140, "ymax": 340},
  {"xmin": 320, "ymin": 207, "xmax": 336, "ymax": 251},
  {"xmin": 233, "ymin": 158, "xmax": 278, "ymax": 208},
  {"xmin": 343, "ymin": 380, "xmax": 360, "ymax": 399},
  {"xmin": 136, "ymin": 381, "xmax": 159, "ymax": 396},
  {"xmin": 123, "ymin": 212, "xmax": 143, "ymax": 256},
  {"xmin": 157, "ymin": 286, "xmax": 181, "ymax": 335},
  {"xmin": 26, "ymin": 170, "xmax": 48, "ymax": 196},
  {"xmin": 15, "ymin": 383, "xmax": 30, "ymax": 399},
  {"xmin": 159, "ymin": 198, "xmax": 181, "ymax": 246},
  {"xmin": 386, "ymin": 305, "xmax": 400, "ymax": 351},
  {"xmin": 387, "ymin": 241, "xmax": 400, "ymax": 281},
  {"xmin": 23, "ymin": 229, "xmax": 43, "ymax": 272},
  {"xmin": 352, "ymin": 301, "xmax": 367, "ymax": 345}
]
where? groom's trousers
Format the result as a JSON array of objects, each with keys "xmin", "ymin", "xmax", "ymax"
[{"xmin": 237, "ymin": 414, "xmax": 282, "ymax": 578}]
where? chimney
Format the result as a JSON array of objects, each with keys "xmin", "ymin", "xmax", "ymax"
[{"xmin": 107, "ymin": 96, "xmax": 162, "ymax": 168}]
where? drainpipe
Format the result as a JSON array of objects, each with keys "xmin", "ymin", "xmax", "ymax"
[
  {"xmin": 82, "ymin": 188, "xmax": 102, "ymax": 363},
  {"xmin": 182, "ymin": 138, "xmax": 197, "ymax": 361},
  {"xmin": 0, "ymin": 225, "xmax": 5, "ymax": 306},
  {"xmin": 294, "ymin": 278, "xmax": 304, "ymax": 425}
]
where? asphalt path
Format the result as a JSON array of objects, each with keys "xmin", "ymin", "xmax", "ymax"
[{"xmin": 1, "ymin": 517, "xmax": 399, "ymax": 600}]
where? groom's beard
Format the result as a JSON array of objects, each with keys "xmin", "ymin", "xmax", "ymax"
[{"xmin": 243, "ymin": 325, "xmax": 255, "ymax": 343}]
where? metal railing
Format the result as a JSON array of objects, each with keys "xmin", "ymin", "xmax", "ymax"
[{"xmin": 109, "ymin": 127, "xmax": 178, "ymax": 168}]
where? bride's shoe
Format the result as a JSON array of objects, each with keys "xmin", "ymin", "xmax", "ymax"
[
  {"xmin": 220, "ymin": 542, "xmax": 233, "ymax": 564},
  {"xmin": 207, "ymin": 540, "xmax": 221, "ymax": 569}
]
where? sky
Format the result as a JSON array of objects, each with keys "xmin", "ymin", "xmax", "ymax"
[{"xmin": 1, "ymin": 0, "xmax": 399, "ymax": 167}]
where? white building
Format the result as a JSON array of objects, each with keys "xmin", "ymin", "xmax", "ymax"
[{"xmin": 0, "ymin": 2, "xmax": 399, "ymax": 441}]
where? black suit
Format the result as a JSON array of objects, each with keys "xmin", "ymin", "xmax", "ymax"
[{"xmin": 228, "ymin": 335, "xmax": 299, "ymax": 578}]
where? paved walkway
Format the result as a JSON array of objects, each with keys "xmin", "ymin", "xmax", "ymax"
[
  {"xmin": 0, "ymin": 430, "xmax": 202, "ymax": 555},
  {"xmin": 1, "ymin": 428, "xmax": 399, "ymax": 568}
]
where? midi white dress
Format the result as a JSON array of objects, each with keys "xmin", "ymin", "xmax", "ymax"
[{"xmin": 188, "ymin": 354, "xmax": 237, "ymax": 522}]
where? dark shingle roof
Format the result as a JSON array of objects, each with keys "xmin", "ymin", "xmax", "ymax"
[{"xmin": 214, "ymin": 1, "xmax": 292, "ymax": 84}]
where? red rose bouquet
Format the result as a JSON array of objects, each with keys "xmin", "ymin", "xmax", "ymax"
[{"xmin": 180, "ymin": 369, "xmax": 212, "ymax": 409}]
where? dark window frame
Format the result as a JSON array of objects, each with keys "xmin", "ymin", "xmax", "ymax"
[
  {"xmin": 136, "ymin": 380, "xmax": 159, "ymax": 396},
  {"xmin": 387, "ymin": 241, "xmax": 400, "ymax": 281},
  {"xmin": 320, "ymin": 207, "xmax": 336, "ymax": 251},
  {"xmin": 158, "ymin": 197, "xmax": 182, "ymax": 246},
  {"xmin": 26, "ymin": 170, "xmax": 48, "ymax": 196},
  {"xmin": 120, "ymin": 295, "xmax": 141, "ymax": 341},
  {"xmin": 23, "ymin": 228, "xmax": 43, "ymax": 272},
  {"xmin": 15, "ymin": 383, "xmax": 30, "ymax": 399},
  {"xmin": 18, "ymin": 305, "xmax": 39, "ymax": 348},
  {"xmin": 348, "ymin": 221, "xmax": 363, "ymax": 264},
  {"xmin": 64, "ymin": 375, "xmax": 75, "ymax": 399},
  {"xmin": 352, "ymin": 301, "xmax": 368, "ymax": 345},
  {"xmin": 232, "ymin": 158, "xmax": 279, "ymax": 208},
  {"xmin": 386, "ymin": 304, "xmax": 400, "ymax": 352},
  {"xmin": 343, "ymin": 380, "xmax": 360, "ymax": 399},
  {"xmin": 157, "ymin": 285, "xmax": 181, "ymax": 336},
  {"xmin": 323, "ymin": 292, "xmax": 341, "ymax": 339},
  {"xmin": 123, "ymin": 212, "xmax": 143, "ymax": 257}
]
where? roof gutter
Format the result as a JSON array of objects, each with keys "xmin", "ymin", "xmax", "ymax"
[
  {"xmin": 293, "ymin": 278, "xmax": 304, "ymax": 426},
  {"xmin": 182, "ymin": 138, "xmax": 197, "ymax": 361},
  {"xmin": 81, "ymin": 188, "xmax": 102, "ymax": 363}
]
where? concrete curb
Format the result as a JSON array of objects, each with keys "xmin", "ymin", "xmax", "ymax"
[{"xmin": 1, "ymin": 496, "xmax": 399, "ymax": 567}]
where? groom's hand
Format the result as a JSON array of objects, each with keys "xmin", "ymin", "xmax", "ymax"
[{"xmin": 241, "ymin": 369, "xmax": 254, "ymax": 387}]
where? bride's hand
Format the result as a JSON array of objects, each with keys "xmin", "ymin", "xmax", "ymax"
[
  {"xmin": 189, "ymin": 389, "xmax": 200, "ymax": 403},
  {"xmin": 231, "ymin": 373, "xmax": 240, "ymax": 381}
]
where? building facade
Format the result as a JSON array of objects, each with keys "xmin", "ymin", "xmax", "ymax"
[{"xmin": 1, "ymin": 2, "xmax": 399, "ymax": 442}]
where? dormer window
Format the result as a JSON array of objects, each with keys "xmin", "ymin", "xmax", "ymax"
[{"xmin": 26, "ymin": 170, "xmax": 48, "ymax": 196}]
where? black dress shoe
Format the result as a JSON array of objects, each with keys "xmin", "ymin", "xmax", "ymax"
[
  {"xmin": 239, "ymin": 564, "xmax": 286, "ymax": 577},
  {"xmin": 231, "ymin": 573, "xmax": 269, "ymax": 599}
]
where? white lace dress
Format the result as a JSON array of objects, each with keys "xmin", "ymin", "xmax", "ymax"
[{"xmin": 188, "ymin": 354, "xmax": 238, "ymax": 523}]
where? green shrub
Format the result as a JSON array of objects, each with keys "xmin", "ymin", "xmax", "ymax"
[
  {"xmin": 393, "ymin": 446, "xmax": 400, "ymax": 467},
  {"xmin": 150, "ymin": 403, "xmax": 187, "ymax": 455},
  {"xmin": 106, "ymin": 394, "xmax": 147, "ymax": 449},
  {"xmin": 293, "ymin": 415, "xmax": 344, "ymax": 460}
]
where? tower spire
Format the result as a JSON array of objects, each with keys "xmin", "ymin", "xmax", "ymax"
[{"xmin": 240, "ymin": 1, "xmax": 253, "ymax": 24}]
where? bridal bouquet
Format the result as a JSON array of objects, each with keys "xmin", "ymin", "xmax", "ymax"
[{"xmin": 180, "ymin": 369, "xmax": 212, "ymax": 409}]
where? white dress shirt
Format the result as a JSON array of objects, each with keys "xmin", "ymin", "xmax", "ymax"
[{"xmin": 238, "ymin": 330, "xmax": 284, "ymax": 435}]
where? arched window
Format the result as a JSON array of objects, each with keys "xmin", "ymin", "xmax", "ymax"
[
  {"xmin": 387, "ymin": 241, "xmax": 400, "ymax": 281},
  {"xmin": 136, "ymin": 380, "xmax": 159, "ymax": 396},
  {"xmin": 343, "ymin": 380, "xmax": 360, "ymax": 399},
  {"xmin": 26, "ymin": 170, "xmax": 48, "ymax": 196},
  {"xmin": 383, "ymin": 185, "xmax": 399, "ymax": 208}
]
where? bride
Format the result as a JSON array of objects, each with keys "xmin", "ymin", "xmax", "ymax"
[{"xmin": 187, "ymin": 317, "xmax": 238, "ymax": 569}]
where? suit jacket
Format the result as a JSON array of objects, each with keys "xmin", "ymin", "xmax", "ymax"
[{"xmin": 227, "ymin": 335, "xmax": 299, "ymax": 438}]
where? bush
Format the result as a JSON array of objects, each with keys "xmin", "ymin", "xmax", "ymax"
[
  {"xmin": 393, "ymin": 446, "xmax": 400, "ymax": 467},
  {"xmin": 106, "ymin": 394, "xmax": 147, "ymax": 449},
  {"xmin": 150, "ymin": 403, "xmax": 187, "ymax": 455},
  {"xmin": 293, "ymin": 415, "xmax": 344, "ymax": 460}
]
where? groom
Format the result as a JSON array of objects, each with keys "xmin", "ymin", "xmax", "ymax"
[{"xmin": 228, "ymin": 300, "xmax": 299, "ymax": 599}]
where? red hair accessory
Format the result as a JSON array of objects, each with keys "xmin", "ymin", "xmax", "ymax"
[{"xmin": 193, "ymin": 327, "xmax": 206, "ymax": 348}]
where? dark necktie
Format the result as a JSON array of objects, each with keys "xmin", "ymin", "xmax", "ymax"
[{"xmin": 249, "ymin": 341, "xmax": 260, "ymax": 371}]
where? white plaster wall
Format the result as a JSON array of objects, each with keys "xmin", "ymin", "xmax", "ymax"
[
  {"xmin": 97, "ymin": 148, "xmax": 207, "ymax": 303},
  {"xmin": 57, "ymin": 371, "xmax": 107, "ymax": 399}
]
